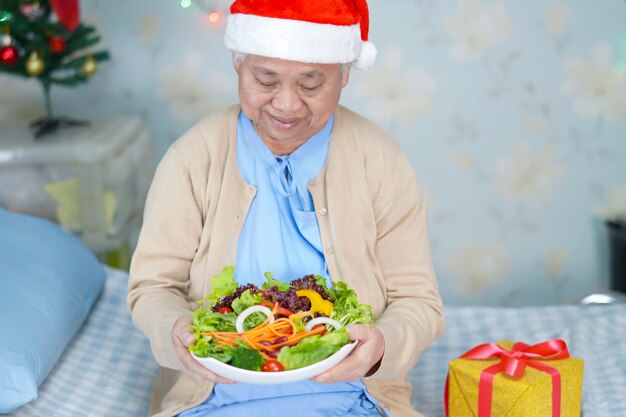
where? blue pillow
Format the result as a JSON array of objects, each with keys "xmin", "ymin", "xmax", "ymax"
[{"xmin": 0, "ymin": 208, "xmax": 106, "ymax": 413}]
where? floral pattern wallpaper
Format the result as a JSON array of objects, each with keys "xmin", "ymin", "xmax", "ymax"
[{"xmin": 1, "ymin": 0, "xmax": 625, "ymax": 306}]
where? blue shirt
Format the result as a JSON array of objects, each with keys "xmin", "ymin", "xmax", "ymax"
[
  {"xmin": 233, "ymin": 110, "xmax": 330, "ymax": 284},
  {"xmin": 177, "ymin": 111, "xmax": 390, "ymax": 417}
]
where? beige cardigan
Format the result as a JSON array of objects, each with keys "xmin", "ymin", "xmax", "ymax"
[{"xmin": 128, "ymin": 105, "xmax": 444, "ymax": 417}]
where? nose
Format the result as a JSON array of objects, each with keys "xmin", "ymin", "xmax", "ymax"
[{"xmin": 272, "ymin": 84, "xmax": 303, "ymax": 113}]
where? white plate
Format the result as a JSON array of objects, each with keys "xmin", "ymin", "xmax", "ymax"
[{"xmin": 191, "ymin": 341, "xmax": 357, "ymax": 384}]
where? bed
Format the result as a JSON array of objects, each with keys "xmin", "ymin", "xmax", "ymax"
[
  {"xmin": 6, "ymin": 268, "xmax": 159, "ymax": 417},
  {"xmin": 6, "ymin": 267, "xmax": 626, "ymax": 417}
]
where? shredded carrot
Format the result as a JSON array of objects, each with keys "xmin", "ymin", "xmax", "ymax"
[{"xmin": 199, "ymin": 310, "xmax": 327, "ymax": 354}]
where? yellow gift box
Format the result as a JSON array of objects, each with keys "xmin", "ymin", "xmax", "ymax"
[{"xmin": 445, "ymin": 340, "xmax": 583, "ymax": 417}]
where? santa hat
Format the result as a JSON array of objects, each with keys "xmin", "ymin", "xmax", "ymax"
[{"xmin": 224, "ymin": 0, "xmax": 377, "ymax": 70}]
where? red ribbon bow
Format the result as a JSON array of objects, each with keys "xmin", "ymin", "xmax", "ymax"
[{"xmin": 444, "ymin": 339, "xmax": 570, "ymax": 417}]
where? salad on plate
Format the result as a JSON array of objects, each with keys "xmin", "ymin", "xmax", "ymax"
[{"xmin": 188, "ymin": 266, "xmax": 373, "ymax": 374}]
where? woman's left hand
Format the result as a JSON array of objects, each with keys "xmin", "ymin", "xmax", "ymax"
[{"xmin": 310, "ymin": 324, "xmax": 385, "ymax": 383}]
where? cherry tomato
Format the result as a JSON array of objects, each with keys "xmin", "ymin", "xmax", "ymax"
[
  {"xmin": 262, "ymin": 360, "xmax": 285, "ymax": 372},
  {"xmin": 218, "ymin": 306, "xmax": 233, "ymax": 314},
  {"xmin": 312, "ymin": 324, "xmax": 327, "ymax": 335}
]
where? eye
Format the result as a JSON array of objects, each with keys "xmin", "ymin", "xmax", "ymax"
[
  {"xmin": 255, "ymin": 78, "xmax": 276, "ymax": 88},
  {"xmin": 300, "ymin": 84, "xmax": 321, "ymax": 92}
]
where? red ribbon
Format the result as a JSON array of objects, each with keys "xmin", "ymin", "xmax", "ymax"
[{"xmin": 444, "ymin": 339, "xmax": 570, "ymax": 417}]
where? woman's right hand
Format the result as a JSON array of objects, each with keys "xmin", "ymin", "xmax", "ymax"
[{"xmin": 172, "ymin": 316, "xmax": 235, "ymax": 384}]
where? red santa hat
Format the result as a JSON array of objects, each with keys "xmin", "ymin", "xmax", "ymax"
[{"xmin": 224, "ymin": 0, "xmax": 377, "ymax": 70}]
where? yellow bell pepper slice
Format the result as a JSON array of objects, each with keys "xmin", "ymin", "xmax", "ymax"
[{"xmin": 296, "ymin": 289, "xmax": 334, "ymax": 316}]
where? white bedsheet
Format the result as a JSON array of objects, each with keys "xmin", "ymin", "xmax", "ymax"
[{"xmin": 7, "ymin": 267, "xmax": 626, "ymax": 416}]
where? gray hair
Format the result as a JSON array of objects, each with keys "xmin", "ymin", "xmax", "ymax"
[
  {"xmin": 231, "ymin": 50, "xmax": 248, "ymax": 69},
  {"xmin": 231, "ymin": 50, "xmax": 352, "ymax": 76}
]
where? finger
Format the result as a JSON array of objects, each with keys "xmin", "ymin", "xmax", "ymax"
[
  {"xmin": 173, "ymin": 320, "xmax": 196, "ymax": 347},
  {"xmin": 345, "ymin": 324, "xmax": 372, "ymax": 342},
  {"xmin": 171, "ymin": 317, "xmax": 235, "ymax": 383},
  {"xmin": 346, "ymin": 325, "xmax": 385, "ymax": 360},
  {"xmin": 311, "ymin": 352, "xmax": 365, "ymax": 383},
  {"xmin": 311, "ymin": 364, "xmax": 360, "ymax": 383},
  {"xmin": 312, "ymin": 329, "xmax": 384, "ymax": 383},
  {"xmin": 176, "ymin": 331, "xmax": 196, "ymax": 348}
]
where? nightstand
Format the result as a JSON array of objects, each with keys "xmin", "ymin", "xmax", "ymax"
[{"xmin": 0, "ymin": 116, "xmax": 154, "ymax": 269}]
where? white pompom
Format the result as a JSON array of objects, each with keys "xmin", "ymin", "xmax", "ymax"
[{"xmin": 354, "ymin": 41, "xmax": 377, "ymax": 70}]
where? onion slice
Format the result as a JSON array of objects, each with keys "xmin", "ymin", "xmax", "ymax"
[
  {"xmin": 304, "ymin": 317, "xmax": 343, "ymax": 332},
  {"xmin": 235, "ymin": 305, "xmax": 275, "ymax": 333}
]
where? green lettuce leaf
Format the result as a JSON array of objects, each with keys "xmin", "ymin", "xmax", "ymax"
[
  {"xmin": 330, "ymin": 281, "xmax": 373, "ymax": 327},
  {"xmin": 231, "ymin": 289, "xmax": 265, "ymax": 314},
  {"xmin": 198, "ymin": 266, "xmax": 238, "ymax": 308},
  {"xmin": 189, "ymin": 336, "xmax": 236, "ymax": 362},
  {"xmin": 192, "ymin": 309, "xmax": 236, "ymax": 333},
  {"xmin": 277, "ymin": 329, "xmax": 350, "ymax": 370},
  {"xmin": 262, "ymin": 271, "xmax": 290, "ymax": 292}
]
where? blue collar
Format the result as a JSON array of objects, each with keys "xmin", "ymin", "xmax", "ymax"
[{"xmin": 239, "ymin": 113, "xmax": 333, "ymax": 197}]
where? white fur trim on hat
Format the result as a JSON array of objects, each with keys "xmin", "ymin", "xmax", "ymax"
[
  {"xmin": 224, "ymin": 13, "xmax": 362, "ymax": 65},
  {"xmin": 354, "ymin": 40, "xmax": 377, "ymax": 70}
]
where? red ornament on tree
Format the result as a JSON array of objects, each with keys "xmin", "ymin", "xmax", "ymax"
[
  {"xmin": 50, "ymin": 0, "xmax": 80, "ymax": 31},
  {"xmin": 0, "ymin": 46, "xmax": 19, "ymax": 66},
  {"xmin": 49, "ymin": 36, "xmax": 66, "ymax": 53}
]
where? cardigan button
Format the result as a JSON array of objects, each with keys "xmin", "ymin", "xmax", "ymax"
[
  {"xmin": 325, "ymin": 247, "xmax": 334, "ymax": 255},
  {"xmin": 318, "ymin": 207, "xmax": 328, "ymax": 216}
]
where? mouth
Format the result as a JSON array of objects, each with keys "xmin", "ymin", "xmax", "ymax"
[{"xmin": 268, "ymin": 113, "xmax": 299, "ymax": 129}]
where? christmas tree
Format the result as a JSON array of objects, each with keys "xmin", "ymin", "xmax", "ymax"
[{"xmin": 0, "ymin": 0, "xmax": 109, "ymax": 136}]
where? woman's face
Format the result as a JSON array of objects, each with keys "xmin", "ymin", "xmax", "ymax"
[{"xmin": 235, "ymin": 55, "xmax": 350, "ymax": 155}]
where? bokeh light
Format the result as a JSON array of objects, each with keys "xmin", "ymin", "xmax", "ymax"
[{"xmin": 208, "ymin": 11, "xmax": 220, "ymax": 23}]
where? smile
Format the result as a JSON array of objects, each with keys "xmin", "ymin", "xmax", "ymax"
[{"xmin": 269, "ymin": 114, "xmax": 298, "ymax": 129}]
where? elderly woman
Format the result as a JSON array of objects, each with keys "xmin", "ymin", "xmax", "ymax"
[{"xmin": 128, "ymin": 1, "xmax": 444, "ymax": 416}]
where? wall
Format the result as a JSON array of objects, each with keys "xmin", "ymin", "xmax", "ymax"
[{"xmin": 1, "ymin": 0, "xmax": 625, "ymax": 306}]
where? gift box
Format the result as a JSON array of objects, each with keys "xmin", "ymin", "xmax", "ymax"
[{"xmin": 445, "ymin": 339, "xmax": 583, "ymax": 417}]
